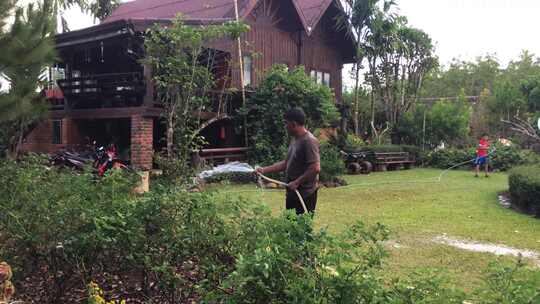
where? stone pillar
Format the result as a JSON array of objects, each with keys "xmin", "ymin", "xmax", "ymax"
[{"xmin": 131, "ymin": 115, "xmax": 154, "ymax": 170}]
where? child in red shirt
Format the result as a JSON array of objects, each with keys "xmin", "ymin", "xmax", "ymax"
[{"xmin": 475, "ymin": 134, "xmax": 490, "ymax": 177}]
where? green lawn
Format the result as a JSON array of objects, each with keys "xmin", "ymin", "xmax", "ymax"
[{"xmin": 214, "ymin": 168, "xmax": 540, "ymax": 290}]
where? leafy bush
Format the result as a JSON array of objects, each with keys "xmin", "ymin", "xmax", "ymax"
[
  {"xmin": 319, "ymin": 141, "xmax": 345, "ymax": 182},
  {"xmin": 242, "ymin": 65, "xmax": 340, "ymax": 166},
  {"xmin": 203, "ymin": 171, "xmax": 256, "ymax": 184},
  {"xmin": 0, "ymin": 155, "xmax": 249, "ymax": 302},
  {"xmin": 345, "ymin": 133, "xmax": 365, "ymax": 150},
  {"xmin": 398, "ymin": 100, "xmax": 471, "ymax": 148},
  {"xmin": 508, "ymin": 165, "xmax": 540, "ymax": 216},
  {"xmin": 490, "ymin": 144, "xmax": 527, "ymax": 171},
  {"xmin": 427, "ymin": 148, "xmax": 475, "ymax": 169},
  {"xmin": 427, "ymin": 143, "xmax": 536, "ymax": 171},
  {"xmin": 209, "ymin": 217, "xmax": 392, "ymax": 303},
  {"xmin": 2, "ymin": 156, "xmax": 540, "ymax": 303}
]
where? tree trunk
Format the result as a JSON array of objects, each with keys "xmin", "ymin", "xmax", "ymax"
[
  {"xmin": 166, "ymin": 114, "xmax": 174, "ymax": 158},
  {"xmin": 14, "ymin": 119, "xmax": 25, "ymax": 159},
  {"xmin": 353, "ymin": 62, "xmax": 361, "ymax": 136}
]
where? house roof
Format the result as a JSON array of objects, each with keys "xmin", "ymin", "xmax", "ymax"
[
  {"xmin": 292, "ymin": 0, "xmax": 333, "ymax": 34},
  {"xmin": 104, "ymin": 0, "xmax": 249, "ymax": 24},
  {"xmin": 104, "ymin": 0, "xmax": 336, "ymax": 36}
]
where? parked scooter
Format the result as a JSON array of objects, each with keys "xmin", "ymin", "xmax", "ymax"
[{"xmin": 51, "ymin": 142, "xmax": 132, "ymax": 176}]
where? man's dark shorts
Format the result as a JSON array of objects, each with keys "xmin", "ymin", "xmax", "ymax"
[{"xmin": 286, "ymin": 190, "xmax": 318, "ymax": 215}]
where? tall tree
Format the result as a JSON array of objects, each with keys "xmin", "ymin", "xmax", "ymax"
[
  {"xmin": 364, "ymin": 14, "xmax": 436, "ymax": 142},
  {"xmin": 0, "ymin": 0, "xmax": 56, "ymax": 157},
  {"xmin": 338, "ymin": 0, "xmax": 395, "ymax": 136}
]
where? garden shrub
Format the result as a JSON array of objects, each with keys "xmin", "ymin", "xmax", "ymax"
[
  {"xmin": 319, "ymin": 141, "xmax": 345, "ymax": 183},
  {"xmin": 508, "ymin": 165, "xmax": 540, "ymax": 216},
  {"xmin": 427, "ymin": 143, "xmax": 536, "ymax": 171},
  {"xmin": 426, "ymin": 148, "xmax": 475, "ymax": 169},
  {"xmin": 0, "ymin": 155, "xmax": 250, "ymax": 302},
  {"xmin": 209, "ymin": 215, "xmax": 395, "ymax": 303},
  {"xmin": 344, "ymin": 133, "xmax": 365, "ymax": 150},
  {"xmin": 490, "ymin": 144, "xmax": 527, "ymax": 171},
  {"xmin": 203, "ymin": 171, "xmax": 256, "ymax": 184},
  {"xmin": 2, "ymin": 156, "xmax": 540, "ymax": 303}
]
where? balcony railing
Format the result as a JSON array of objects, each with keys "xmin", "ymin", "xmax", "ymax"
[{"xmin": 57, "ymin": 72, "xmax": 146, "ymax": 108}]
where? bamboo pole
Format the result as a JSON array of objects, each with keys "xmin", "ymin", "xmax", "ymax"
[{"xmin": 233, "ymin": 0, "xmax": 249, "ymax": 147}]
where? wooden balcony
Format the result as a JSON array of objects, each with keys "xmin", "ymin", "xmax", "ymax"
[{"xmin": 57, "ymin": 72, "xmax": 146, "ymax": 108}]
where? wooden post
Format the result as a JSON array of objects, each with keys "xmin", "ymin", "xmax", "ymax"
[{"xmin": 233, "ymin": 0, "xmax": 248, "ymax": 147}]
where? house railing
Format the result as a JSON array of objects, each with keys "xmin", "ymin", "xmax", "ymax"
[{"xmin": 57, "ymin": 72, "xmax": 146, "ymax": 107}]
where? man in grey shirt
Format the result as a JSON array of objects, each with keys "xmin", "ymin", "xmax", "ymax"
[{"xmin": 256, "ymin": 108, "xmax": 321, "ymax": 215}]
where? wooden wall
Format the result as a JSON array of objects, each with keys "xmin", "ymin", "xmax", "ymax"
[{"xmin": 213, "ymin": 0, "xmax": 348, "ymax": 103}]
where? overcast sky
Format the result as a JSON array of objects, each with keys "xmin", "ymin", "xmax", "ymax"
[{"xmin": 396, "ymin": 0, "xmax": 540, "ymax": 66}]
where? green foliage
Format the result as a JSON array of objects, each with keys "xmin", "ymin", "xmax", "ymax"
[
  {"xmin": 210, "ymin": 215, "xmax": 392, "ymax": 303},
  {"xmin": 427, "ymin": 143, "xmax": 535, "ymax": 171},
  {"xmin": 0, "ymin": 155, "xmax": 251, "ymax": 301},
  {"xmin": 398, "ymin": 99, "xmax": 471, "ymax": 148},
  {"xmin": 243, "ymin": 65, "xmax": 339, "ymax": 165},
  {"xmin": 143, "ymin": 16, "xmax": 248, "ymax": 180},
  {"xmin": 490, "ymin": 144, "xmax": 527, "ymax": 171},
  {"xmin": 0, "ymin": 1, "xmax": 56, "ymax": 156},
  {"xmin": 1, "ymin": 158, "xmax": 540, "ymax": 302},
  {"xmin": 476, "ymin": 259, "xmax": 540, "ymax": 303},
  {"xmin": 420, "ymin": 55, "xmax": 501, "ymax": 99},
  {"xmin": 319, "ymin": 141, "xmax": 345, "ymax": 182},
  {"xmin": 488, "ymin": 80, "xmax": 527, "ymax": 120},
  {"xmin": 345, "ymin": 133, "xmax": 366, "ymax": 149},
  {"xmin": 203, "ymin": 171, "xmax": 256, "ymax": 184},
  {"xmin": 363, "ymin": 13, "xmax": 437, "ymax": 130},
  {"xmin": 508, "ymin": 165, "xmax": 540, "ymax": 216},
  {"xmin": 426, "ymin": 148, "xmax": 476, "ymax": 169}
]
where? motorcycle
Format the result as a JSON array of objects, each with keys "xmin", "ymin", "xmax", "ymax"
[{"xmin": 51, "ymin": 142, "xmax": 132, "ymax": 176}]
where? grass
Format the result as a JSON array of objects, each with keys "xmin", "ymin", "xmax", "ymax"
[{"xmin": 214, "ymin": 168, "xmax": 540, "ymax": 290}]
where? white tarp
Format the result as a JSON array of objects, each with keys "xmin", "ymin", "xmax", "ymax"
[{"xmin": 198, "ymin": 162, "xmax": 255, "ymax": 179}]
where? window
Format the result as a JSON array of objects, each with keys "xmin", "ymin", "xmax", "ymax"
[
  {"xmin": 323, "ymin": 73, "xmax": 330, "ymax": 86},
  {"xmin": 316, "ymin": 71, "xmax": 323, "ymax": 85},
  {"xmin": 310, "ymin": 69, "xmax": 331, "ymax": 87},
  {"xmin": 52, "ymin": 120, "xmax": 62, "ymax": 144},
  {"xmin": 242, "ymin": 55, "xmax": 252, "ymax": 87}
]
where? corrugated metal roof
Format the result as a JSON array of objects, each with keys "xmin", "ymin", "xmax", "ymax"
[{"xmin": 104, "ymin": 0, "xmax": 253, "ymax": 23}]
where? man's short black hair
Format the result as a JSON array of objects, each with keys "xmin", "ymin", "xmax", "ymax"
[
  {"xmin": 284, "ymin": 107, "xmax": 306, "ymax": 125},
  {"xmin": 481, "ymin": 133, "xmax": 489, "ymax": 137}
]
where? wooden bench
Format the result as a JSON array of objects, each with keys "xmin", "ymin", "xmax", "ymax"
[
  {"xmin": 374, "ymin": 152, "xmax": 415, "ymax": 171},
  {"xmin": 199, "ymin": 147, "xmax": 249, "ymax": 166}
]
